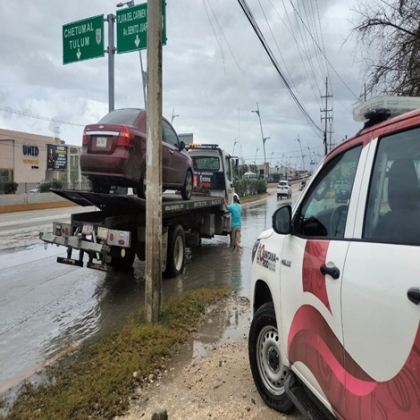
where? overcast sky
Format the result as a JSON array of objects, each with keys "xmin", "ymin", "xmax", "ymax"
[{"xmin": 0, "ymin": 0, "xmax": 366, "ymax": 170}]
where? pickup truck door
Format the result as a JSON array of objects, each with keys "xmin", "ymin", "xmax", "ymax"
[
  {"xmin": 341, "ymin": 130, "xmax": 420, "ymax": 419},
  {"xmin": 280, "ymin": 144, "xmax": 366, "ymax": 418}
]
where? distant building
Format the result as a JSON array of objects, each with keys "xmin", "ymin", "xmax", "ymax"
[
  {"xmin": 0, "ymin": 127, "xmax": 83, "ymax": 193},
  {"xmin": 257, "ymin": 162, "xmax": 269, "ymax": 178}
]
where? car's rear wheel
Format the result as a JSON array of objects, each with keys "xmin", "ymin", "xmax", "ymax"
[
  {"xmin": 248, "ymin": 303, "xmax": 294, "ymax": 413},
  {"xmin": 181, "ymin": 170, "xmax": 193, "ymax": 200},
  {"xmin": 92, "ymin": 181, "xmax": 110, "ymax": 194}
]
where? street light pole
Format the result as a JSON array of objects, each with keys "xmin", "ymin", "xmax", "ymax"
[
  {"xmin": 116, "ymin": 0, "xmax": 147, "ymax": 108},
  {"xmin": 295, "ymin": 137, "xmax": 305, "ymax": 171},
  {"xmin": 232, "ymin": 139, "xmax": 239, "ymax": 155},
  {"xmin": 171, "ymin": 108, "xmax": 179, "ymax": 125},
  {"xmin": 251, "ymin": 102, "xmax": 269, "ymax": 175}
]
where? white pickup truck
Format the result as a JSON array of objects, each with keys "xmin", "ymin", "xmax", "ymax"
[{"xmin": 248, "ymin": 96, "xmax": 420, "ymax": 420}]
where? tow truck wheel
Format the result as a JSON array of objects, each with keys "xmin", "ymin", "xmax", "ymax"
[
  {"xmin": 181, "ymin": 170, "xmax": 193, "ymax": 200},
  {"xmin": 248, "ymin": 303, "xmax": 294, "ymax": 413},
  {"xmin": 136, "ymin": 168, "xmax": 146, "ymax": 199},
  {"xmin": 164, "ymin": 224, "xmax": 185, "ymax": 278}
]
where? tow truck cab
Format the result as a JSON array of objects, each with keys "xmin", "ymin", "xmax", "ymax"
[{"xmin": 187, "ymin": 143, "xmax": 239, "ymax": 204}]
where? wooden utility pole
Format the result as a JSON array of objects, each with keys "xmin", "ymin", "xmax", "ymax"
[
  {"xmin": 321, "ymin": 77, "xmax": 333, "ymax": 156},
  {"xmin": 145, "ymin": 0, "xmax": 163, "ymax": 323}
]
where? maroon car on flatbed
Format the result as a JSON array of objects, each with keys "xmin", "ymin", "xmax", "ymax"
[{"xmin": 80, "ymin": 108, "xmax": 193, "ymax": 200}]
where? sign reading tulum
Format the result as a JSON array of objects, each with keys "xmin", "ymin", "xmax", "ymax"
[
  {"xmin": 63, "ymin": 15, "xmax": 105, "ymax": 65},
  {"xmin": 116, "ymin": 1, "xmax": 166, "ymax": 54}
]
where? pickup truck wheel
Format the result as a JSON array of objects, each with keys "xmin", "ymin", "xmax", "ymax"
[
  {"xmin": 164, "ymin": 224, "xmax": 185, "ymax": 277},
  {"xmin": 181, "ymin": 170, "xmax": 193, "ymax": 200},
  {"xmin": 248, "ymin": 303, "xmax": 294, "ymax": 413}
]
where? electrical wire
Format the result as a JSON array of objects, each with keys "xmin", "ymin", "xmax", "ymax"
[
  {"xmin": 288, "ymin": 0, "xmax": 359, "ymax": 100},
  {"xmin": 0, "ymin": 106, "xmax": 85, "ymax": 127},
  {"xmin": 237, "ymin": 0, "xmax": 323, "ymax": 138},
  {"xmin": 206, "ymin": 0, "xmax": 246, "ymax": 75}
]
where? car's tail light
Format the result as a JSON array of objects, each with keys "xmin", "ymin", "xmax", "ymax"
[
  {"xmin": 117, "ymin": 126, "xmax": 131, "ymax": 146},
  {"xmin": 82, "ymin": 127, "xmax": 88, "ymax": 145}
]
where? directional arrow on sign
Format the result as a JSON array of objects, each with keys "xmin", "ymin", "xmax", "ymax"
[
  {"xmin": 134, "ymin": 35, "xmax": 140, "ymax": 48},
  {"xmin": 76, "ymin": 49, "xmax": 81, "ymax": 60}
]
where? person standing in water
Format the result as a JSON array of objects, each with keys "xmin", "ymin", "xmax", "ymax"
[{"xmin": 225, "ymin": 194, "xmax": 243, "ymax": 251}]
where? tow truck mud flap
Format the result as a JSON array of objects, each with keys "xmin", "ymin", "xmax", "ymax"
[{"xmin": 86, "ymin": 261, "xmax": 108, "ymax": 271}]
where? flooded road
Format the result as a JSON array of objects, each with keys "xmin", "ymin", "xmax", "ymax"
[{"xmin": 0, "ymin": 186, "xmax": 300, "ymax": 395}]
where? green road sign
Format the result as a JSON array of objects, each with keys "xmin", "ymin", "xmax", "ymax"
[
  {"xmin": 63, "ymin": 15, "xmax": 105, "ymax": 65},
  {"xmin": 116, "ymin": 1, "xmax": 166, "ymax": 54}
]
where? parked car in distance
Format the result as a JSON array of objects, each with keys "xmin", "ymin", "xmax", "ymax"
[
  {"xmin": 248, "ymin": 95, "xmax": 420, "ymax": 419},
  {"xmin": 277, "ymin": 180, "xmax": 291, "ymax": 199},
  {"xmin": 242, "ymin": 171, "xmax": 258, "ymax": 180},
  {"xmin": 80, "ymin": 108, "xmax": 194, "ymax": 200},
  {"xmin": 29, "ymin": 186, "xmax": 40, "ymax": 193}
]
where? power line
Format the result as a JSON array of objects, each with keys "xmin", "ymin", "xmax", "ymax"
[
  {"xmin": 273, "ymin": 0, "xmax": 322, "ymax": 108},
  {"xmin": 287, "ymin": 0, "xmax": 359, "ymax": 100},
  {"xmin": 237, "ymin": 0, "xmax": 323, "ymax": 138},
  {"xmin": 206, "ymin": 0, "xmax": 246, "ymax": 75},
  {"xmin": 257, "ymin": 0, "xmax": 303, "ymax": 108}
]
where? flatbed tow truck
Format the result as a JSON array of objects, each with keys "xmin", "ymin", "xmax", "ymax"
[{"xmin": 40, "ymin": 144, "xmax": 238, "ymax": 278}]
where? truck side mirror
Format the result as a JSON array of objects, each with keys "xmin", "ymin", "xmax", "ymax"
[
  {"xmin": 179, "ymin": 141, "xmax": 186, "ymax": 151},
  {"xmin": 272, "ymin": 204, "xmax": 292, "ymax": 234}
]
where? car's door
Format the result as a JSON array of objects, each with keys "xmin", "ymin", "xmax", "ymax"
[
  {"xmin": 280, "ymin": 143, "xmax": 366, "ymax": 418},
  {"xmin": 342, "ymin": 128, "xmax": 420, "ymax": 420},
  {"xmin": 162, "ymin": 120, "xmax": 185, "ymax": 185}
]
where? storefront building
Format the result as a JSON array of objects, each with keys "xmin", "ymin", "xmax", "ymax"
[{"xmin": 0, "ymin": 128, "xmax": 82, "ymax": 194}]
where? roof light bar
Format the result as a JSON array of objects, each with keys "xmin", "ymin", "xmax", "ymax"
[
  {"xmin": 353, "ymin": 96, "xmax": 420, "ymax": 123},
  {"xmin": 188, "ymin": 143, "xmax": 219, "ymax": 149}
]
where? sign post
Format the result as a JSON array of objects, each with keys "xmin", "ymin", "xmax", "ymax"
[{"xmin": 62, "ymin": 15, "xmax": 105, "ymax": 64}]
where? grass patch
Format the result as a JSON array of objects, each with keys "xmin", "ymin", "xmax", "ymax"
[{"xmin": 2, "ymin": 287, "xmax": 229, "ymax": 420}]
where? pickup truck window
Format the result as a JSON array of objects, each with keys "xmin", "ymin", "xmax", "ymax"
[
  {"xmin": 293, "ymin": 145, "xmax": 361, "ymax": 239},
  {"xmin": 364, "ymin": 127, "xmax": 420, "ymax": 244}
]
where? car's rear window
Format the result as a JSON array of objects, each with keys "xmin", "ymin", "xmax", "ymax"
[
  {"xmin": 279, "ymin": 181, "xmax": 287, "ymax": 186},
  {"xmin": 98, "ymin": 109, "xmax": 141, "ymax": 125}
]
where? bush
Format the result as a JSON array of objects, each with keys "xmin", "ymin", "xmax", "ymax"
[
  {"xmin": 3, "ymin": 181, "xmax": 18, "ymax": 194},
  {"xmin": 234, "ymin": 179, "xmax": 267, "ymax": 197},
  {"xmin": 39, "ymin": 179, "xmax": 63, "ymax": 193}
]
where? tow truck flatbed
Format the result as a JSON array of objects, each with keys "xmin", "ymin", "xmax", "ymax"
[{"xmin": 51, "ymin": 189, "xmax": 224, "ymax": 216}]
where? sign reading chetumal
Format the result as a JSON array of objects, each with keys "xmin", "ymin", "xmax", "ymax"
[
  {"xmin": 63, "ymin": 15, "xmax": 105, "ymax": 65},
  {"xmin": 116, "ymin": 1, "xmax": 166, "ymax": 54}
]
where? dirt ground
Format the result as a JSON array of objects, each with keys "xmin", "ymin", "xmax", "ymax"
[{"xmin": 116, "ymin": 295, "xmax": 302, "ymax": 420}]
